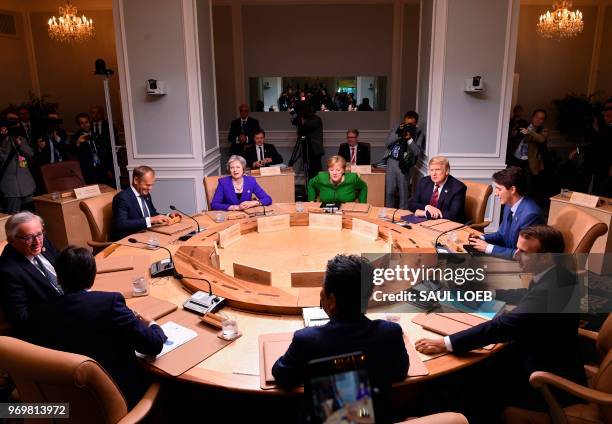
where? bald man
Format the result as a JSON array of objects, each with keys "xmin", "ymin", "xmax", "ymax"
[{"xmin": 228, "ymin": 104, "xmax": 260, "ymax": 155}]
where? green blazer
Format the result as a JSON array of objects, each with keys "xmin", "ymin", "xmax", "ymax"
[{"xmin": 307, "ymin": 172, "xmax": 368, "ymax": 203}]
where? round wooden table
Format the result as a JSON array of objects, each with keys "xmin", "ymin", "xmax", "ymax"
[{"xmin": 99, "ymin": 203, "xmax": 500, "ymax": 395}]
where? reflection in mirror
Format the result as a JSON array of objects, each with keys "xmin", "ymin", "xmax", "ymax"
[{"xmin": 248, "ymin": 76, "xmax": 387, "ymax": 112}]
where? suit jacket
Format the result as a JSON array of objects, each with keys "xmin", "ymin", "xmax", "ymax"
[
  {"xmin": 272, "ymin": 315, "xmax": 408, "ymax": 421},
  {"xmin": 450, "ymin": 267, "xmax": 585, "ymax": 393},
  {"xmin": 507, "ymin": 126, "xmax": 548, "ymax": 175},
  {"xmin": 0, "ymin": 136, "xmax": 36, "ymax": 198},
  {"xmin": 33, "ymin": 131, "xmax": 69, "ymax": 166},
  {"xmin": 25, "ymin": 290, "xmax": 167, "ymax": 408},
  {"xmin": 0, "ymin": 239, "xmax": 61, "ymax": 329},
  {"xmin": 484, "ymin": 197, "xmax": 544, "ymax": 259},
  {"xmin": 407, "ymin": 175, "xmax": 467, "ymax": 223},
  {"xmin": 210, "ymin": 175, "xmax": 272, "ymax": 211},
  {"xmin": 243, "ymin": 143, "xmax": 283, "ymax": 168},
  {"xmin": 228, "ymin": 117, "xmax": 260, "ymax": 155},
  {"xmin": 301, "ymin": 114, "xmax": 324, "ymax": 156},
  {"xmin": 338, "ymin": 142, "xmax": 371, "ymax": 165},
  {"xmin": 91, "ymin": 119, "xmax": 118, "ymax": 182},
  {"xmin": 69, "ymin": 131, "xmax": 109, "ymax": 185},
  {"xmin": 111, "ymin": 188, "xmax": 160, "ymax": 241}
]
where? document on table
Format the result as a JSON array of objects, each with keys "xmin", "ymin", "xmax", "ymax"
[
  {"xmin": 302, "ymin": 307, "xmax": 329, "ymax": 327},
  {"xmin": 136, "ymin": 321, "xmax": 198, "ymax": 360}
]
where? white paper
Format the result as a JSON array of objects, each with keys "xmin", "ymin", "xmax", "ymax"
[
  {"xmin": 136, "ymin": 321, "xmax": 198, "ymax": 360},
  {"xmin": 302, "ymin": 307, "xmax": 329, "ymax": 327}
]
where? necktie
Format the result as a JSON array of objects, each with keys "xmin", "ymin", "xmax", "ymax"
[
  {"xmin": 241, "ymin": 120, "xmax": 246, "ymax": 134},
  {"xmin": 507, "ymin": 209, "xmax": 514, "ymax": 227},
  {"xmin": 259, "ymin": 146, "xmax": 264, "ymax": 162},
  {"xmin": 350, "ymin": 146, "xmax": 356, "ymax": 165},
  {"xmin": 34, "ymin": 256, "xmax": 63, "ymax": 294},
  {"xmin": 429, "ymin": 185, "xmax": 440, "ymax": 207},
  {"xmin": 139, "ymin": 196, "xmax": 150, "ymax": 218}
]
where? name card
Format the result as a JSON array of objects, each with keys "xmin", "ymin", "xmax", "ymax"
[
  {"xmin": 218, "ymin": 223, "xmax": 242, "ymax": 248},
  {"xmin": 352, "ymin": 218, "xmax": 379, "ymax": 240},
  {"xmin": 349, "ymin": 165, "xmax": 372, "ymax": 175},
  {"xmin": 309, "ymin": 213, "xmax": 342, "ymax": 230},
  {"xmin": 570, "ymin": 192, "xmax": 600, "ymax": 208},
  {"xmin": 259, "ymin": 166, "xmax": 282, "ymax": 176},
  {"xmin": 74, "ymin": 184, "xmax": 101, "ymax": 199},
  {"xmin": 257, "ymin": 214, "xmax": 290, "ymax": 233}
]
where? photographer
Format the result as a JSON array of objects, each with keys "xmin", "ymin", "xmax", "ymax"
[
  {"xmin": 0, "ymin": 112, "xmax": 36, "ymax": 213},
  {"xmin": 70, "ymin": 112, "xmax": 111, "ymax": 186},
  {"xmin": 295, "ymin": 104, "xmax": 324, "ymax": 179},
  {"xmin": 384, "ymin": 124, "xmax": 420, "ymax": 209}
]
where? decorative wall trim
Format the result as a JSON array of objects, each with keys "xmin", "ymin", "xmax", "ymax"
[
  {"xmin": 23, "ymin": 12, "xmax": 40, "ymax": 97},
  {"xmin": 389, "ymin": 0, "xmax": 404, "ymax": 127},
  {"xmin": 231, "ymin": 2, "xmax": 246, "ymax": 110},
  {"xmin": 218, "ymin": 129, "xmax": 390, "ymax": 147}
]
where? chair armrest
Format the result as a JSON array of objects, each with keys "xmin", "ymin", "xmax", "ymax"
[
  {"xmin": 578, "ymin": 327, "xmax": 599, "ymax": 343},
  {"xmin": 530, "ymin": 371, "xmax": 612, "ymax": 405},
  {"xmin": 469, "ymin": 221, "xmax": 490, "ymax": 233},
  {"xmin": 117, "ymin": 382, "xmax": 161, "ymax": 424},
  {"xmin": 87, "ymin": 240, "xmax": 113, "ymax": 249}
]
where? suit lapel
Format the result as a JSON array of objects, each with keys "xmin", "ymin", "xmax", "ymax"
[
  {"xmin": 438, "ymin": 179, "xmax": 451, "ymax": 208},
  {"xmin": 128, "ymin": 189, "xmax": 144, "ymax": 219}
]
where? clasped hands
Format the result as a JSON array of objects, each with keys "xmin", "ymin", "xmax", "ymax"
[
  {"xmin": 228, "ymin": 200, "xmax": 260, "ymax": 211},
  {"xmin": 150, "ymin": 212, "xmax": 180, "ymax": 226},
  {"xmin": 254, "ymin": 158, "xmax": 272, "ymax": 168},
  {"xmin": 415, "ymin": 205, "xmax": 443, "ymax": 219}
]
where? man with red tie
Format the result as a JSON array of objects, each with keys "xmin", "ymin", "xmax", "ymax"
[
  {"xmin": 337, "ymin": 129, "xmax": 371, "ymax": 166},
  {"xmin": 408, "ymin": 156, "xmax": 467, "ymax": 222}
]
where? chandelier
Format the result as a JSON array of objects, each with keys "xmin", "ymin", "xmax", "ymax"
[
  {"xmin": 537, "ymin": 1, "xmax": 583, "ymax": 40},
  {"xmin": 48, "ymin": 1, "xmax": 94, "ymax": 43}
]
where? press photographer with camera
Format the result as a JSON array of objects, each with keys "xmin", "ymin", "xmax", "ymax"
[
  {"xmin": 0, "ymin": 112, "xmax": 36, "ymax": 213},
  {"xmin": 293, "ymin": 104, "xmax": 324, "ymax": 180},
  {"xmin": 383, "ymin": 124, "xmax": 420, "ymax": 209}
]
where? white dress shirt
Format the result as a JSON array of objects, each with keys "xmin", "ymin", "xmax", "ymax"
[{"xmin": 131, "ymin": 186, "xmax": 152, "ymax": 227}]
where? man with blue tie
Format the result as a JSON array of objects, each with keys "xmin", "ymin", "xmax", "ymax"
[
  {"xmin": 111, "ymin": 165, "xmax": 175, "ymax": 241},
  {"xmin": 468, "ymin": 166, "xmax": 544, "ymax": 259},
  {"xmin": 0, "ymin": 212, "xmax": 63, "ymax": 331}
]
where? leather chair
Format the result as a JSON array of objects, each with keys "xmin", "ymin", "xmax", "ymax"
[
  {"xmin": 40, "ymin": 160, "xmax": 85, "ymax": 193},
  {"xmin": 462, "ymin": 180, "xmax": 493, "ymax": 232},
  {"xmin": 548, "ymin": 206, "xmax": 608, "ymax": 254},
  {"xmin": 79, "ymin": 195, "xmax": 114, "ymax": 252},
  {"xmin": 503, "ymin": 313, "xmax": 612, "ymax": 424},
  {"xmin": 397, "ymin": 412, "xmax": 469, "ymax": 423},
  {"xmin": 0, "ymin": 336, "xmax": 161, "ymax": 424},
  {"xmin": 204, "ymin": 175, "xmax": 221, "ymax": 209}
]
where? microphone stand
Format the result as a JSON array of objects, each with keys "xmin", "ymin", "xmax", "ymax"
[
  {"xmin": 169, "ymin": 205, "xmax": 204, "ymax": 239},
  {"xmin": 127, "ymin": 237, "xmax": 176, "ymax": 278}
]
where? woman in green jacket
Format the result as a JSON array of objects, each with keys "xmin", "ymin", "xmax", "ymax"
[{"xmin": 307, "ymin": 155, "xmax": 368, "ymax": 203}]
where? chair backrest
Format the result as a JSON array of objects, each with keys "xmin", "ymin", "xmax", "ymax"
[
  {"xmin": 204, "ymin": 175, "xmax": 220, "ymax": 209},
  {"xmin": 462, "ymin": 180, "xmax": 492, "ymax": 225},
  {"xmin": 40, "ymin": 160, "xmax": 84, "ymax": 193},
  {"xmin": 549, "ymin": 206, "xmax": 608, "ymax": 254},
  {"xmin": 0, "ymin": 336, "xmax": 128, "ymax": 424},
  {"xmin": 79, "ymin": 195, "xmax": 114, "ymax": 243},
  {"xmin": 597, "ymin": 313, "xmax": 612, "ymax": 359},
  {"xmin": 594, "ymin": 345, "xmax": 612, "ymax": 423}
]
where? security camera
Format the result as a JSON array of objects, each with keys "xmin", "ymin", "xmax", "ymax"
[
  {"xmin": 146, "ymin": 79, "xmax": 167, "ymax": 95},
  {"xmin": 464, "ymin": 76, "xmax": 484, "ymax": 93}
]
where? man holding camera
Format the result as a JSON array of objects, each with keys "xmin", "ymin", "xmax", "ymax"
[
  {"xmin": 70, "ymin": 112, "xmax": 112, "ymax": 186},
  {"xmin": 384, "ymin": 124, "xmax": 420, "ymax": 209}
]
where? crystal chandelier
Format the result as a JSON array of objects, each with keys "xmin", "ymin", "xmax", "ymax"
[
  {"xmin": 537, "ymin": 1, "xmax": 583, "ymax": 40},
  {"xmin": 48, "ymin": 1, "xmax": 94, "ymax": 43}
]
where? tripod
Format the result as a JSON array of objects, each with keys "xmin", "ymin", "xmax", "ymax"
[{"xmin": 288, "ymin": 135, "xmax": 309, "ymax": 195}]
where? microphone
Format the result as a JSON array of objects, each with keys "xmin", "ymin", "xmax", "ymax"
[
  {"xmin": 390, "ymin": 208, "xmax": 399, "ymax": 223},
  {"xmin": 433, "ymin": 220, "xmax": 473, "ymax": 248},
  {"xmin": 169, "ymin": 205, "xmax": 204, "ymax": 238},
  {"xmin": 69, "ymin": 168, "xmax": 86, "ymax": 188},
  {"xmin": 175, "ymin": 273, "xmax": 225, "ymax": 315},
  {"xmin": 128, "ymin": 238, "xmax": 176, "ymax": 278}
]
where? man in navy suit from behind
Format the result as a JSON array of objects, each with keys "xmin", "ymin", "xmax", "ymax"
[
  {"xmin": 272, "ymin": 255, "xmax": 409, "ymax": 421},
  {"xmin": 416, "ymin": 225, "xmax": 585, "ymax": 421},
  {"xmin": 408, "ymin": 156, "xmax": 467, "ymax": 223},
  {"xmin": 468, "ymin": 166, "xmax": 544, "ymax": 259},
  {"xmin": 26, "ymin": 246, "xmax": 167, "ymax": 408},
  {"xmin": 111, "ymin": 165, "xmax": 177, "ymax": 241},
  {"xmin": 0, "ymin": 212, "xmax": 62, "ymax": 331}
]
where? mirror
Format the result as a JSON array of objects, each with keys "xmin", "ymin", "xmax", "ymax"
[{"xmin": 248, "ymin": 76, "xmax": 387, "ymax": 112}]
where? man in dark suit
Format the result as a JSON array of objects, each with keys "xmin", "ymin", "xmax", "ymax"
[
  {"xmin": 416, "ymin": 225, "xmax": 585, "ymax": 420},
  {"xmin": 70, "ymin": 112, "xmax": 113, "ymax": 186},
  {"xmin": 228, "ymin": 104, "xmax": 260, "ymax": 156},
  {"xmin": 273, "ymin": 255, "xmax": 408, "ymax": 420},
  {"xmin": 111, "ymin": 165, "xmax": 175, "ymax": 241},
  {"xmin": 243, "ymin": 129, "xmax": 283, "ymax": 169},
  {"xmin": 90, "ymin": 105, "xmax": 119, "ymax": 188},
  {"xmin": 408, "ymin": 156, "xmax": 467, "ymax": 222},
  {"xmin": 468, "ymin": 166, "xmax": 544, "ymax": 260},
  {"xmin": 0, "ymin": 212, "xmax": 62, "ymax": 330},
  {"xmin": 17, "ymin": 106, "xmax": 42, "ymax": 149},
  {"xmin": 26, "ymin": 246, "xmax": 167, "ymax": 408},
  {"xmin": 338, "ymin": 128, "xmax": 371, "ymax": 166}
]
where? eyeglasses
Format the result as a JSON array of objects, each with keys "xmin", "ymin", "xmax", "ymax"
[{"xmin": 15, "ymin": 231, "xmax": 45, "ymax": 244}]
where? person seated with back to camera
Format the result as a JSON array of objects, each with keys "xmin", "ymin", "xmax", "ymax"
[
  {"xmin": 211, "ymin": 155, "xmax": 272, "ymax": 211},
  {"xmin": 307, "ymin": 155, "xmax": 368, "ymax": 204},
  {"xmin": 407, "ymin": 156, "xmax": 467, "ymax": 222}
]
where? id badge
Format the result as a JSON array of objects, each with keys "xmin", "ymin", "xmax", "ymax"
[{"xmin": 18, "ymin": 155, "xmax": 28, "ymax": 168}]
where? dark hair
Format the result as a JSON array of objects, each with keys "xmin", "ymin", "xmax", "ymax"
[
  {"xmin": 56, "ymin": 246, "xmax": 97, "ymax": 292},
  {"xmin": 324, "ymin": 255, "xmax": 374, "ymax": 318},
  {"xmin": 532, "ymin": 108, "xmax": 547, "ymax": 119},
  {"xmin": 492, "ymin": 166, "xmax": 527, "ymax": 196},
  {"xmin": 346, "ymin": 128, "xmax": 359, "ymax": 136},
  {"xmin": 254, "ymin": 129, "xmax": 266, "ymax": 137},
  {"xmin": 519, "ymin": 225, "xmax": 565, "ymax": 254},
  {"xmin": 133, "ymin": 165, "xmax": 155, "ymax": 180},
  {"xmin": 75, "ymin": 112, "xmax": 90, "ymax": 124},
  {"xmin": 404, "ymin": 111, "xmax": 419, "ymax": 122}
]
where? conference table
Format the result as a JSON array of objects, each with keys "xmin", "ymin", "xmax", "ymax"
[{"xmin": 97, "ymin": 203, "xmax": 508, "ymax": 399}]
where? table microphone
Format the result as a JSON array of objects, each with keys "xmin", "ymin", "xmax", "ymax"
[
  {"xmin": 433, "ymin": 221, "xmax": 473, "ymax": 264},
  {"xmin": 433, "ymin": 220, "xmax": 473, "ymax": 248},
  {"xmin": 175, "ymin": 273, "xmax": 225, "ymax": 314},
  {"xmin": 390, "ymin": 208, "xmax": 399, "ymax": 223},
  {"xmin": 169, "ymin": 205, "xmax": 204, "ymax": 236},
  {"xmin": 127, "ymin": 237, "xmax": 176, "ymax": 278}
]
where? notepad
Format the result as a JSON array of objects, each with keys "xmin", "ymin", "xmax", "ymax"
[
  {"xmin": 136, "ymin": 321, "xmax": 197, "ymax": 360},
  {"xmin": 302, "ymin": 307, "xmax": 329, "ymax": 327}
]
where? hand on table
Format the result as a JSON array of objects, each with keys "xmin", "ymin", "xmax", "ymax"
[
  {"xmin": 415, "ymin": 338, "xmax": 447, "ymax": 355},
  {"xmin": 239, "ymin": 200, "xmax": 260, "ymax": 210},
  {"xmin": 468, "ymin": 235, "xmax": 488, "ymax": 252},
  {"xmin": 150, "ymin": 214, "xmax": 170, "ymax": 225},
  {"xmin": 425, "ymin": 205, "xmax": 443, "ymax": 219}
]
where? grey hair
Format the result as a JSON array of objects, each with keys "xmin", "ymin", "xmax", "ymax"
[
  {"xmin": 6, "ymin": 212, "xmax": 44, "ymax": 242},
  {"xmin": 226, "ymin": 155, "xmax": 247, "ymax": 171}
]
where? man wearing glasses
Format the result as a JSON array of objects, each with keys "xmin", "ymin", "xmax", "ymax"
[{"xmin": 0, "ymin": 211, "xmax": 61, "ymax": 331}]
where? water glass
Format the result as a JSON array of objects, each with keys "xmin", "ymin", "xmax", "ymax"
[
  {"xmin": 560, "ymin": 188, "xmax": 571, "ymax": 199},
  {"xmin": 447, "ymin": 231, "xmax": 459, "ymax": 245},
  {"xmin": 51, "ymin": 191, "xmax": 60, "ymax": 200},
  {"xmin": 295, "ymin": 202, "xmax": 305, "ymax": 213},
  {"xmin": 378, "ymin": 207, "xmax": 387, "ymax": 220},
  {"xmin": 147, "ymin": 235, "xmax": 159, "ymax": 249},
  {"xmin": 214, "ymin": 212, "xmax": 226, "ymax": 222},
  {"xmin": 221, "ymin": 318, "xmax": 238, "ymax": 339},
  {"xmin": 132, "ymin": 276, "xmax": 147, "ymax": 296}
]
